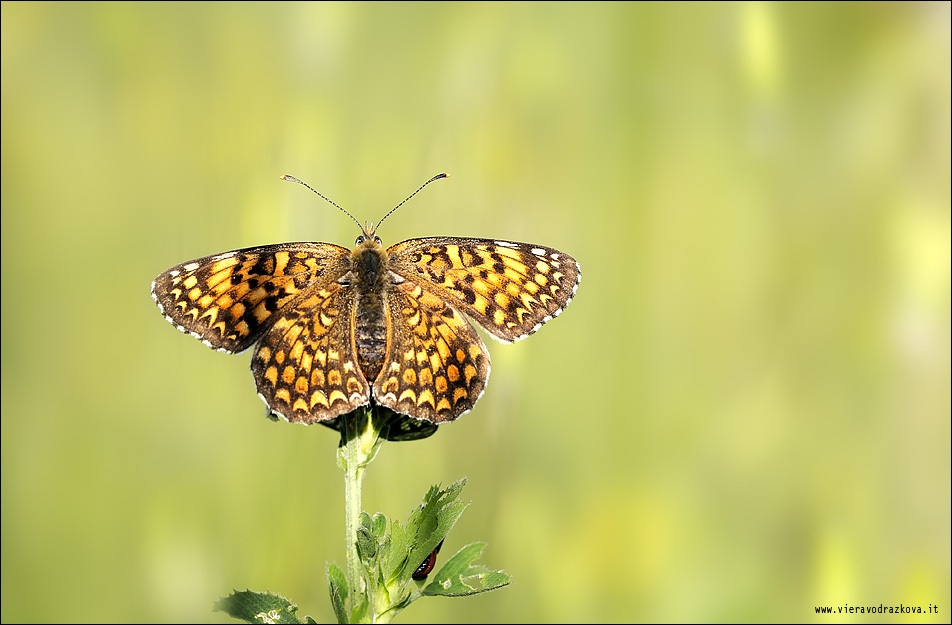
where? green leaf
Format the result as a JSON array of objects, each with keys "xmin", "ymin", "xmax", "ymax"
[
  {"xmin": 350, "ymin": 595, "xmax": 369, "ymax": 624},
  {"xmin": 441, "ymin": 478, "xmax": 466, "ymax": 504},
  {"xmin": 356, "ymin": 524, "xmax": 377, "ymax": 561},
  {"xmin": 358, "ymin": 511, "xmax": 374, "ymax": 533},
  {"xmin": 383, "ymin": 519, "xmax": 408, "ymax": 583},
  {"xmin": 403, "ymin": 479, "xmax": 469, "ymax": 579},
  {"xmin": 327, "ymin": 478, "xmax": 510, "ymax": 623},
  {"xmin": 376, "ymin": 533, "xmax": 393, "ymax": 580},
  {"xmin": 213, "ymin": 590, "xmax": 315, "ymax": 624},
  {"xmin": 371, "ymin": 512, "xmax": 388, "ymax": 538},
  {"xmin": 422, "ymin": 542, "xmax": 512, "ymax": 597},
  {"xmin": 356, "ymin": 511, "xmax": 379, "ymax": 562},
  {"xmin": 326, "ymin": 563, "xmax": 349, "ymax": 625}
]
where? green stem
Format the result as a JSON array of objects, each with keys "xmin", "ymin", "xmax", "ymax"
[
  {"xmin": 338, "ymin": 406, "xmax": 388, "ymax": 622},
  {"xmin": 342, "ymin": 411, "xmax": 365, "ymax": 612}
]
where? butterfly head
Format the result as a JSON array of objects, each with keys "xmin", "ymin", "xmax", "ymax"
[{"xmin": 355, "ymin": 222, "xmax": 383, "ymax": 249}]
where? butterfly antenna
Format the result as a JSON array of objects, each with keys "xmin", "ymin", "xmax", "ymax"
[
  {"xmin": 280, "ymin": 174, "xmax": 363, "ymax": 230},
  {"xmin": 374, "ymin": 172, "xmax": 450, "ymax": 232}
]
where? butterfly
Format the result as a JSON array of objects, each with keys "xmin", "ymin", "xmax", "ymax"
[{"xmin": 151, "ymin": 174, "xmax": 580, "ymax": 429}]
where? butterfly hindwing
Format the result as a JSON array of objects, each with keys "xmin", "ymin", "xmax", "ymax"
[
  {"xmin": 251, "ymin": 282, "xmax": 372, "ymax": 423},
  {"xmin": 372, "ymin": 278, "xmax": 491, "ymax": 423}
]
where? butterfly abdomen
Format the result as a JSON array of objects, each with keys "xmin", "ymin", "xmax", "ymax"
[
  {"xmin": 353, "ymin": 241, "xmax": 390, "ymax": 383},
  {"xmin": 354, "ymin": 292, "xmax": 387, "ymax": 382}
]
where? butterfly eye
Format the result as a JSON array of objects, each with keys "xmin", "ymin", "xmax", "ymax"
[
  {"xmin": 355, "ymin": 235, "xmax": 366, "ymax": 246},
  {"xmin": 374, "ymin": 236, "xmax": 382, "ymax": 245}
]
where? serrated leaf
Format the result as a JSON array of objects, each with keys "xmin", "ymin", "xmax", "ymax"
[
  {"xmin": 376, "ymin": 533, "xmax": 393, "ymax": 576},
  {"xmin": 440, "ymin": 479, "xmax": 466, "ymax": 505},
  {"xmin": 384, "ymin": 519, "xmax": 408, "ymax": 582},
  {"xmin": 429, "ymin": 542, "xmax": 487, "ymax": 580},
  {"xmin": 326, "ymin": 563, "xmax": 349, "ymax": 624},
  {"xmin": 356, "ymin": 524, "xmax": 377, "ymax": 561},
  {"xmin": 422, "ymin": 542, "xmax": 511, "ymax": 597},
  {"xmin": 406, "ymin": 501, "xmax": 466, "ymax": 576},
  {"xmin": 214, "ymin": 590, "xmax": 314, "ymax": 624},
  {"xmin": 371, "ymin": 512, "xmax": 388, "ymax": 538},
  {"xmin": 403, "ymin": 479, "xmax": 469, "ymax": 579}
]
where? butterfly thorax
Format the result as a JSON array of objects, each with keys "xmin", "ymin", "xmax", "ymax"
[{"xmin": 350, "ymin": 236, "xmax": 391, "ymax": 383}]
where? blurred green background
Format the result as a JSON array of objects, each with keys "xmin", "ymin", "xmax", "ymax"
[{"xmin": 2, "ymin": 2, "xmax": 949, "ymax": 623}]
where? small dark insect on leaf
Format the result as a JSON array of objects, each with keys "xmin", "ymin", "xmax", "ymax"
[{"xmin": 412, "ymin": 540, "xmax": 445, "ymax": 580}]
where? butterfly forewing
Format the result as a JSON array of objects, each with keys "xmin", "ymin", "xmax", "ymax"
[
  {"xmin": 387, "ymin": 237, "xmax": 581, "ymax": 344},
  {"xmin": 151, "ymin": 242, "xmax": 352, "ymax": 353}
]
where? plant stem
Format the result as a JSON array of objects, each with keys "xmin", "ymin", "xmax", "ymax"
[
  {"xmin": 338, "ymin": 406, "xmax": 388, "ymax": 621},
  {"xmin": 342, "ymin": 410, "xmax": 366, "ymax": 609}
]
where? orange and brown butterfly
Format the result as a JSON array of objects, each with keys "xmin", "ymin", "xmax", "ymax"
[{"xmin": 151, "ymin": 174, "xmax": 580, "ymax": 428}]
